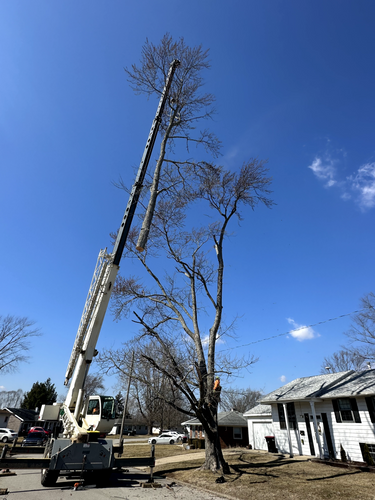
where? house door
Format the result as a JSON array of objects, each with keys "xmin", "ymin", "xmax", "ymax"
[
  {"xmin": 304, "ymin": 413, "xmax": 315, "ymax": 456},
  {"xmin": 321, "ymin": 413, "xmax": 335, "ymax": 458}
]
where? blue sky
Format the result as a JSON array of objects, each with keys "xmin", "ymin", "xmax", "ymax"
[{"xmin": 1, "ymin": 1, "xmax": 375, "ymax": 399}]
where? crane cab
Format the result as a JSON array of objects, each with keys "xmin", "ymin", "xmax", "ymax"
[{"xmin": 83, "ymin": 395, "xmax": 116, "ymax": 434}]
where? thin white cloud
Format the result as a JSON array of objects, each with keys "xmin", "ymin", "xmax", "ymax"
[
  {"xmin": 308, "ymin": 157, "xmax": 337, "ymax": 188},
  {"xmin": 201, "ymin": 334, "xmax": 225, "ymax": 347},
  {"xmin": 0, "ymin": 386, "xmax": 4, "ymax": 390},
  {"xmin": 280, "ymin": 375, "xmax": 286, "ymax": 383},
  {"xmin": 308, "ymin": 150, "xmax": 375, "ymax": 211},
  {"xmin": 347, "ymin": 162, "xmax": 375, "ymax": 210},
  {"xmin": 286, "ymin": 318, "xmax": 320, "ymax": 342}
]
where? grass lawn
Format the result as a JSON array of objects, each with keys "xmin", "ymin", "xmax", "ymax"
[
  {"xmin": 151, "ymin": 449, "xmax": 375, "ymax": 500},
  {"xmin": 119, "ymin": 442, "xmax": 204, "ymax": 460}
]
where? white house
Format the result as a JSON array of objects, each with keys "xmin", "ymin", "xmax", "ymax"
[
  {"xmin": 258, "ymin": 369, "xmax": 375, "ymax": 463},
  {"xmin": 243, "ymin": 404, "xmax": 273, "ymax": 451}
]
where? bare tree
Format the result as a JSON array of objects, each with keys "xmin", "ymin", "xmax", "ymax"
[
  {"xmin": 100, "ymin": 341, "xmax": 187, "ymax": 433},
  {"xmin": 83, "ymin": 373, "xmax": 105, "ymax": 396},
  {"xmin": 319, "ymin": 349, "xmax": 366, "ymax": 374},
  {"xmin": 104, "ymin": 35, "xmax": 273, "ymax": 473},
  {"xmin": 118, "ymin": 33, "xmax": 220, "ymax": 252},
  {"xmin": 219, "ymin": 387, "xmax": 263, "ymax": 413},
  {"xmin": 0, "ymin": 315, "xmax": 41, "ymax": 373},
  {"xmin": 106, "ymin": 160, "xmax": 272, "ymax": 472},
  {"xmin": 345, "ymin": 292, "xmax": 375, "ymax": 362},
  {"xmin": 0, "ymin": 389, "xmax": 24, "ymax": 409}
]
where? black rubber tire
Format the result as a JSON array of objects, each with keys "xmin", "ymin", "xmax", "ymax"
[
  {"xmin": 1, "ymin": 436, "xmax": 8, "ymax": 443},
  {"xmin": 41, "ymin": 439, "xmax": 59, "ymax": 487},
  {"xmin": 41, "ymin": 468, "xmax": 59, "ymax": 487},
  {"xmin": 151, "ymin": 439, "xmax": 156, "ymax": 444},
  {"xmin": 170, "ymin": 439, "xmax": 175, "ymax": 445}
]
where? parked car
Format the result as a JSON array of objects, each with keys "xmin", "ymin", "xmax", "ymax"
[
  {"xmin": 22, "ymin": 432, "xmax": 48, "ymax": 447},
  {"xmin": 159, "ymin": 430, "xmax": 187, "ymax": 442},
  {"xmin": 149, "ymin": 433, "xmax": 179, "ymax": 445},
  {"xmin": 28, "ymin": 426, "xmax": 51, "ymax": 436},
  {"xmin": 0, "ymin": 428, "xmax": 18, "ymax": 443}
]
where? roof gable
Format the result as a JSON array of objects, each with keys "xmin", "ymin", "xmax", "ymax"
[
  {"xmin": 217, "ymin": 411, "xmax": 247, "ymax": 426},
  {"xmin": 244, "ymin": 404, "xmax": 272, "ymax": 416},
  {"xmin": 5, "ymin": 408, "xmax": 38, "ymax": 422}
]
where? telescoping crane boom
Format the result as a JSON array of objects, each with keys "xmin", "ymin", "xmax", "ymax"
[{"xmin": 37, "ymin": 59, "xmax": 180, "ymax": 487}]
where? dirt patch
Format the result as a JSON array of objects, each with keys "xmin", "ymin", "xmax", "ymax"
[{"xmin": 153, "ymin": 450, "xmax": 375, "ymax": 500}]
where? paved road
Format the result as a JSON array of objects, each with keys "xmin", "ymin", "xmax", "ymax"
[{"xmin": 0, "ymin": 459, "xmax": 225, "ymax": 500}]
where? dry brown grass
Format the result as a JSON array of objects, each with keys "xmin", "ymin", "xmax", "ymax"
[
  {"xmin": 120, "ymin": 443, "xmax": 203, "ymax": 460},
  {"xmin": 153, "ymin": 450, "xmax": 375, "ymax": 500}
]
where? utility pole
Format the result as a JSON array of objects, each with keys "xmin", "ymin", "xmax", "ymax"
[{"xmin": 118, "ymin": 351, "xmax": 135, "ymax": 452}]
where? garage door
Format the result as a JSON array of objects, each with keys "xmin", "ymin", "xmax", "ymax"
[{"xmin": 253, "ymin": 421, "xmax": 273, "ymax": 450}]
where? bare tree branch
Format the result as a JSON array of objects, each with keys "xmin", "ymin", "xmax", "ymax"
[{"xmin": 0, "ymin": 315, "xmax": 41, "ymax": 373}]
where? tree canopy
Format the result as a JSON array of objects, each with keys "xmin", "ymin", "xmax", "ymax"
[{"xmin": 21, "ymin": 378, "xmax": 57, "ymax": 410}]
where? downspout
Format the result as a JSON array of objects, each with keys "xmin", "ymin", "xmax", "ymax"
[
  {"xmin": 309, "ymin": 400, "xmax": 323, "ymax": 459},
  {"xmin": 282, "ymin": 403, "xmax": 294, "ymax": 458}
]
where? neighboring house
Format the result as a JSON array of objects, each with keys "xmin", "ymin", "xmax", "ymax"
[
  {"xmin": 243, "ymin": 404, "xmax": 273, "ymax": 451},
  {"xmin": 0, "ymin": 410, "xmax": 11, "ymax": 428},
  {"xmin": 108, "ymin": 418, "xmax": 148, "ymax": 435},
  {"xmin": 3, "ymin": 408, "xmax": 38, "ymax": 435},
  {"xmin": 151, "ymin": 425, "xmax": 185, "ymax": 435},
  {"xmin": 182, "ymin": 410, "xmax": 248, "ymax": 448},
  {"xmin": 259, "ymin": 369, "xmax": 375, "ymax": 463}
]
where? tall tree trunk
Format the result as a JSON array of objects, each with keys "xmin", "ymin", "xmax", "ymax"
[{"xmin": 198, "ymin": 407, "xmax": 230, "ymax": 473}]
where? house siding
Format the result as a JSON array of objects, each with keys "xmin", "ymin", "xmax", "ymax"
[
  {"xmin": 7, "ymin": 415, "xmax": 22, "ymax": 433},
  {"xmin": 271, "ymin": 397, "xmax": 375, "ymax": 462},
  {"xmin": 219, "ymin": 426, "xmax": 248, "ymax": 449},
  {"xmin": 0, "ymin": 413, "xmax": 9, "ymax": 427},
  {"xmin": 188, "ymin": 424, "xmax": 248, "ymax": 448},
  {"xmin": 328, "ymin": 397, "xmax": 375, "ymax": 462}
]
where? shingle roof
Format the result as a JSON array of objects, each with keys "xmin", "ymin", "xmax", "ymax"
[
  {"xmin": 5, "ymin": 408, "xmax": 38, "ymax": 422},
  {"xmin": 259, "ymin": 371, "xmax": 354, "ymax": 403},
  {"xmin": 319, "ymin": 369, "xmax": 375, "ymax": 398},
  {"xmin": 182, "ymin": 410, "xmax": 247, "ymax": 427},
  {"xmin": 243, "ymin": 404, "xmax": 272, "ymax": 416},
  {"xmin": 259, "ymin": 370, "xmax": 375, "ymax": 404},
  {"xmin": 217, "ymin": 411, "xmax": 247, "ymax": 426}
]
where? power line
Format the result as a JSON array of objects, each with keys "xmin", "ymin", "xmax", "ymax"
[{"xmin": 218, "ymin": 308, "xmax": 366, "ymax": 353}]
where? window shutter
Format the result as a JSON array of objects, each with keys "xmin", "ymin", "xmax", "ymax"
[
  {"xmin": 332, "ymin": 399, "xmax": 342, "ymax": 423},
  {"xmin": 350, "ymin": 398, "xmax": 361, "ymax": 423},
  {"xmin": 365, "ymin": 397, "xmax": 375, "ymax": 423}
]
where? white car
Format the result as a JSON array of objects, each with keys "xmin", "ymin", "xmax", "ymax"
[
  {"xmin": 0, "ymin": 428, "xmax": 18, "ymax": 443},
  {"xmin": 159, "ymin": 430, "xmax": 187, "ymax": 441},
  {"xmin": 148, "ymin": 433, "xmax": 179, "ymax": 445}
]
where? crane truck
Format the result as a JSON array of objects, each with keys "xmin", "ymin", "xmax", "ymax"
[{"xmin": 0, "ymin": 59, "xmax": 180, "ymax": 487}]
